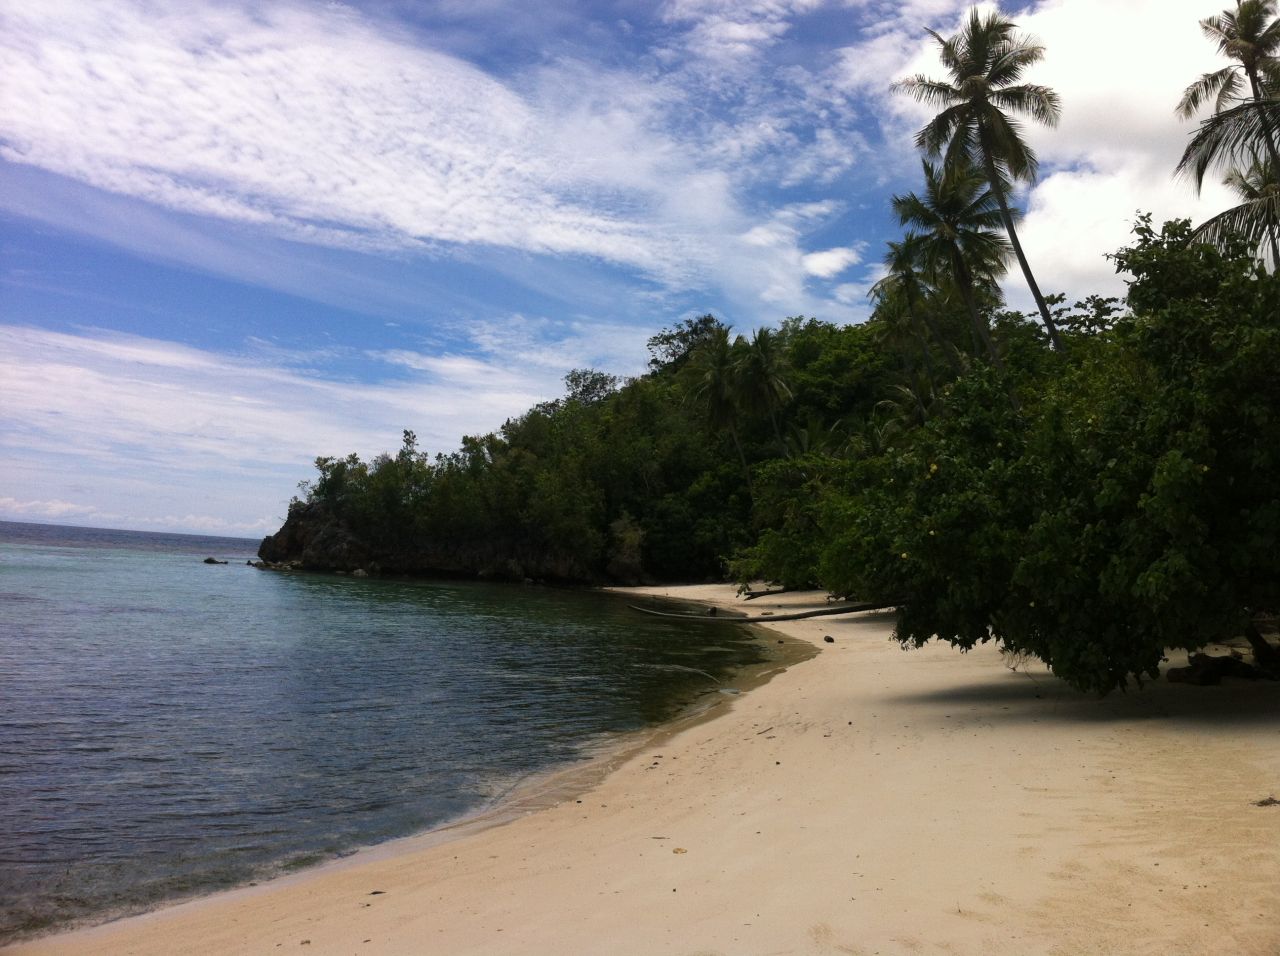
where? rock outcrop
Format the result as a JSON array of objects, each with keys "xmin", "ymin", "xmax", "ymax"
[
  {"xmin": 258, "ymin": 501, "xmax": 373, "ymax": 572},
  {"xmin": 256, "ymin": 500, "xmax": 628, "ymax": 583}
]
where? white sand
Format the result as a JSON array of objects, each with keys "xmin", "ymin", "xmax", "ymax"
[{"xmin": 10, "ymin": 586, "xmax": 1280, "ymax": 955}]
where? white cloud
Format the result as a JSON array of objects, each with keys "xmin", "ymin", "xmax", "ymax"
[
  {"xmin": 0, "ymin": 496, "xmax": 97, "ymax": 520},
  {"xmin": 802, "ymin": 244, "xmax": 865, "ymax": 277},
  {"xmin": 839, "ymin": 0, "xmax": 1243, "ymax": 305},
  {"xmin": 1003, "ymin": 0, "xmax": 1238, "ymax": 302}
]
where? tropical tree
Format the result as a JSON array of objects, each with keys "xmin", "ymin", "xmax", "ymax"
[
  {"xmin": 1176, "ymin": 0, "xmax": 1280, "ymax": 179},
  {"xmin": 894, "ymin": 8, "xmax": 1065, "ymax": 350},
  {"xmin": 890, "ymin": 159, "xmax": 1011, "ymax": 367}
]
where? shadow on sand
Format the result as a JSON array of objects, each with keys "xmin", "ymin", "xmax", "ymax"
[{"xmin": 834, "ymin": 611, "xmax": 1280, "ymax": 728}]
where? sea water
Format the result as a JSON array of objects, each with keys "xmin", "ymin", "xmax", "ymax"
[{"xmin": 0, "ymin": 521, "xmax": 775, "ymax": 940}]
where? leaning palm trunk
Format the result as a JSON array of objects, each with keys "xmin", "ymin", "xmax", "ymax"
[{"xmin": 980, "ymin": 152, "xmax": 1065, "ymax": 352}]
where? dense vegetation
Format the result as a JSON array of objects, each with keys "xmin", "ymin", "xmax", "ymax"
[{"xmin": 278, "ymin": 3, "xmax": 1280, "ymax": 693}]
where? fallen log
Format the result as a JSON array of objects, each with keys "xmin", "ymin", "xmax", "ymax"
[
  {"xmin": 628, "ymin": 600, "xmax": 898, "ymax": 623},
  {"xmin": 741, "ymin": 587, "xmax": 792, "ymax": 601},
  {"xmin": 1167, "ymin": 652, "xmax": 1276, "ymax": 685}
]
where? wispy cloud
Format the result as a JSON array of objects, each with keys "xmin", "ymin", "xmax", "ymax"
[
  {"xmin": 0, "ymin": 0, "xmax": 879, "ymax": 324},
  {"xmin": 661, "ymin": 0, "xmax": 826, "ymax": 65},
  {"xmin": 0, "ymin": 320, "xmax": 647, "ymax": 534},
  {"xmin": 0, "ymin": 2, "xmax": 680, "ymax": 273}
]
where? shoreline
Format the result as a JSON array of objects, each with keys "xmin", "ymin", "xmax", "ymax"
[
  {"xmin": 3, "ymin": 588, "xmax": 809, "ymax": 951},
  {"xmin": 10, "ymin": 585, "xmax": 1280, "ymax": 955}
]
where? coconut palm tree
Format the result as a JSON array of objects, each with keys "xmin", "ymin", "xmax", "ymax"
[
  {"xmin": 871, "ymin": 236, "xmax": 964, "ymax": 375},
  {"xmin": 893, "ymin": 8, "xmax": 1065, "ymax": 351},
  {"xmin": 872, "ymin": 284, "xmax": 937, "ymax": 390},
  {"xmin": 732, "ymin": 327, "xmax": 792, "ymax": 457},
  {"xmin": 687, "ymin": 326, "xmax": 752, "ymax": 491},
  {"xmin": 1176, "ymin": 1, "xmax": 1280, "ymax": 181},
  {"xmin": 890, "ymin": 159, "xmax": 1011, "ymax": 367}
]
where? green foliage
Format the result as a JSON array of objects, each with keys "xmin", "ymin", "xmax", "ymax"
[
  {"xmin": 646, "ymin": 314, "xmax": 727, "ymax": 372},
  {"xmin": 814, "ymin": 219, "xmax": 1280, "ymax": 693}
]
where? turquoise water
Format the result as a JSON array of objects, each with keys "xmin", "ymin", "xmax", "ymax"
[{"xmin": 0, "ymin": 521, "xmax": 774, "ymax": 940}]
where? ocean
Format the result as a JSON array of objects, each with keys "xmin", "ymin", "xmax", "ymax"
[{"xmin": 0, "ymin": 521, "xmax": 778, "ymax": 941}]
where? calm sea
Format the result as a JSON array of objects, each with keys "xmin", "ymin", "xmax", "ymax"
[{"xmin": 0, "ymin": 521, "xmax": 777, "ymax": 941}]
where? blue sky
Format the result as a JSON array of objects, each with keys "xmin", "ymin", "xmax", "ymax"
[{"xmin": 0, "ymin": 0, "xmax": 1237, "ymax": 535}]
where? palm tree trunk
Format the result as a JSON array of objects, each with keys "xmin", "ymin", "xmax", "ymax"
[
  {"xmin": 906, "ymin": 286, "xmax": 962, "ymax": 376},
  {"xmin": 981, "ymin": 154, "xmax": 1066, "ymax": 352},
  {"xmin": 767, "ymin": 408, "xmax": 788, "ymax": 458},
  {"xmin": 953, "ymin": 256, "xmax": 1021, "ymax": 413},
  {"xmin": 907, "ymin": 320, "xmax": 937, "ymax": 384},
  {"xmin": 728, "ymin": 422, "xmax": 753, "ymax": 496},
  {"xmin": 952, "ymin": 256, "xmax": 1003, "ymax": 371}
]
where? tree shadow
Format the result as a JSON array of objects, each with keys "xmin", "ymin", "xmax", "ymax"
[
  {"xmin": 885, "ymin": 665, "xmax": 1280, "ymax": 728},
  {"xmin": 822, "ymin": 610, "xmax": 1280, "ymax": 726}
]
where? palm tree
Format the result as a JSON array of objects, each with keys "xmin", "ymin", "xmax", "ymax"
[
  {"xmin": 1176, "ymin": 1, "xmax": 1280, "ymax": 181},
  {"xmin": 894, "ymin": 8, "xmax": 1065, "ymax": 351},
  {"xmin": 732, "ymin": 327, "xmax": 792, "ymax": 456},
  {"xmin": 1194, "ymin": 154, "xmax": 1280, "ymax": 266},
  {"xmin": 890, "ymin": 159, "xmax": 1011, "ymax": 367},
  {"xmin": 871, "ymin": 236, "xmax": 964, "ymax": 375},
  {"xmin": 687, "ymin": 326, "xmax": 752, "ymax": 491},
  {"xmin": 872, "ymin": 284, "xmax": 937, "ymax": 390}
]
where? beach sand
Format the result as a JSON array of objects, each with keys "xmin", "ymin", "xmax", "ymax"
[{"xmin": 10, "ymin": 585, "xmax": 1280, "ymax": 955}]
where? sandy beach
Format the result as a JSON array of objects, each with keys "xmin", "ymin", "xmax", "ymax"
[{"xmin": 10, "ymin": 585, "xmax": 1280, "ymax": 956}]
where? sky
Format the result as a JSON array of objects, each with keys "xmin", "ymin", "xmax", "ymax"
[{"xmin": 0, "ymin": 0, "xmax": 1240, "ymax": 536}]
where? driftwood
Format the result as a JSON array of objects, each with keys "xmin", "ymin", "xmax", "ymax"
[
  {"xmin": 1245, "ymin": 623, "xmax": 1280, "ymax": 672},
  {"xmin": 1167, "ymin": 622, "xmax": 1280, "ymax": 685},
  {"xmin": 1167, "ymin": 652, "xmax": 1278, "ymax": 685},
  {"xmin": 628, "ymin": 600, "xmax": 897, "ymax": 623},
  {"xmin": 741, "ymin": 588, "xmax": 792, "ymax": 601}
]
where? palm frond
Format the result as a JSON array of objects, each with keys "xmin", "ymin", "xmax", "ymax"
[
  {"xmin": 1177, "ymin": 67, "xmax": 1243, "ymax": 118},
  {"xmin": 927, "ymin": 27, "xmax": 964, "ymax": 77},
  {"xmin": 1176, "ymin": 97, "xmax": 1280, "ymax": 189},
  {"xmin": 894, "ymin": 76, "xmax": 962, "ymax": 110},
  {"xmin": 989, "ymin": 84, "xmax": 1062, "ymax": 127},
  {"xmin": 987, "ymin": 38, "xmax": 1046, "ymax": 87},
  {"xmin": 916, "ymin": 104, "xmax": 968, "ymax": 157},
  {"xmin": 982, "ymin": 108, "xmax": 1038, "ymax": 183},
  {"xmin": 1191, "ymin": 191, "xmax": 1280, "ymax": 265},
  {"xmin": 1200, "ymin": 11, "xmax": 1239, "ymax": 49}
]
